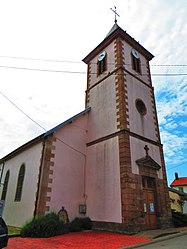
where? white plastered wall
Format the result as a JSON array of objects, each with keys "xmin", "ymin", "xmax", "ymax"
[{"xmin": 0, "ymin": 142, "xmax": 43, "ymax": 227}]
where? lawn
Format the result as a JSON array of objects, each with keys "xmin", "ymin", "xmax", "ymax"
[{"xmin": 8, "ymin": 226, "xmax": 21, "ymax": 236}]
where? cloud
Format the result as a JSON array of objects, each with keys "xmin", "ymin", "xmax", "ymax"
[
  {"xmin": 180, "ymin": 121, "xmax": 187, "ymax": 127},
  {"xmin": 160, "ymin": 129, "xmax": 187, "ymax": 163}
]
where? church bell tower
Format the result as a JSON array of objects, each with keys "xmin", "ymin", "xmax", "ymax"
[{"xmin": 82, "ymin": 19, "xmax": 172, "ymax": 231}]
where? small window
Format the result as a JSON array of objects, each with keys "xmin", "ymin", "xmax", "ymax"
[
  {"xmin": 131, "ymin": 49, "xmax": 141, "ymax": 74},
  {"xmin": 15, "ymin": 164, "xmax": 25, "ymax": 202},
  {"xmin": 179, "ymin": 187, "xmax": 184, "ymax": 192},
  {"xmin": 135, "ymin": 99, "xmax": 147, "ymax": 116},
  {"xmin": 142, "ymin": 176, "xmax": 155, "ymax": 189},
  {"xmin": 1, "ymin": 170, "xmax": 10, "ymax": 201},
  {"xmin": 97, "ymin": 51, "xmax": 107, "ymax": 75}
]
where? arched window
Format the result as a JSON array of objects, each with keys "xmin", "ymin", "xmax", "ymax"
[
  {"xmin": 15, "ymin": 164, "xmax": 25, "ymax": 202},
  {"xmin": 131, "ymin": 49, "xmax": 141, "ymax": 74},
  {"xmin": 1, "ymin": 170, "xmax": 10, "ymax": 201},
  {"xmin": 97, "ymin": 51, "xmax": 107, "ymax": 76}
]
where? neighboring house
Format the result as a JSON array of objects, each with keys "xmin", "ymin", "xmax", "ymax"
[
  {"xmin": 170, "ymin": 173, "xmax": 187, "ymax": 213},
  {"xmin": 169, "ymin": 187, "xmax": 187, "ymax": 213},
  {"xmin": 0, "ymin": 21, "xmax": 172, "ymax": 231}
]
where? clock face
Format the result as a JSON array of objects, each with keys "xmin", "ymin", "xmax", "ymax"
[
  {"xmin": 98, "ymin": 51, "xmax": 106, "ymax": 61},
  {"xmin": 132, "ymin": 48, "xmax": 139, "ymax": 59}
]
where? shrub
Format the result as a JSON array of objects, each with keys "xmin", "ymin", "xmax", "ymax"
[
  {"xmin": 70, "ymin": 217, "xmax": 92, "ymax": 232},
  {"xmin": 81, "ymin": 217, "xmax": 92, "ymax": 230},
  {"xmin": 21, "ymin": 212, "xmax": 68, "ymax": 238},
  {"xmin": 172, "ymin": 209, "xmax": 187, "ymax": 227},
  {"xmin": 21, "ymin": 214, "xmax": 92, "ymax": 237}
]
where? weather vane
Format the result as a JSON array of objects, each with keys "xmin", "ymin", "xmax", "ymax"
[{"xmin": 110, "ymin": 6, "xmax": 120, "ymax": 23}]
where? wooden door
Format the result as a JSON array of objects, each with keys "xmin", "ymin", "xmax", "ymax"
[{"xmin": 142, "ymin": 176, "xmax": 157, "ymax": 229}]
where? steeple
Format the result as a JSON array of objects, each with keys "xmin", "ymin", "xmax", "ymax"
[
  {"xmin": 106, "ymin": 6, "xmax": 120, "ymax": 38},
  {"xmin": 105, "ymin": 22, "xmax": 119, "ymax": 38}
]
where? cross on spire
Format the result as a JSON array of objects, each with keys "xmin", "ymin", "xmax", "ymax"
[
  {"xmin": 110, "ymin": 6, "xmax": 120, "ymax": 23},
  {"xmin": 144, "ymin": 145, "xmax": 149, "ymax": 157}
]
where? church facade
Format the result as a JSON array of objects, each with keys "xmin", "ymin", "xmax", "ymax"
[{"xmin": 0, "ymin": 23, "xmax": 172, "ymax": 231}]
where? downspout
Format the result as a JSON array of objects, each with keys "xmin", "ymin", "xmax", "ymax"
[{"xmin": 33, "ymin": 140, "xmax": 46, "ymax": 217}]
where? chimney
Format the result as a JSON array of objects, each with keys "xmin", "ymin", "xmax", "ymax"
[{"xmin": 175, "ymin": 172, "xmax": 179, "ymax": 180}]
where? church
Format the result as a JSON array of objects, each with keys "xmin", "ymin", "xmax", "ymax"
[{"xmin": 0, "ymin": 19, "xmax": 172, "ymax": 231}]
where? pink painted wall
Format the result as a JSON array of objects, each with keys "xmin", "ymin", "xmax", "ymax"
[
  {"xmin": 122, "ymin": 40, "xmax": 163, "ymax": 179},
  {"xmin": 122, "ymin": 40, "xmax": 151, "ymax": 86},
  {"xmin": 86, "ymin": 137, "xmax": 122, "ymax": 223},
  {"xmin": 88, "ymin": 42, "xmax": 116, "ymax": 88},
  {"xmin": 126, "ymin": 77, "xmax": 157, "ymax": 141},
  {"xmin": 87, "ymin": 41, "xmax": 118, "ymax": 142},
  {"xmin": 47, "ymin": 113, "xmax": 89, "ymax": 220},
  {"xmin": 130, "ymin": 137, "xmax": 163, "ymax": 178}
]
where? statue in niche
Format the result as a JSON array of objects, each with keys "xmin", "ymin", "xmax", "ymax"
[{"xmin": 58, "ymin": 206, "xmax": 69, "ymax": 224}]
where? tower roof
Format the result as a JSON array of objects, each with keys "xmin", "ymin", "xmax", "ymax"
[
  {"xmin": 83, "ymin": 23, "xmax": 154, "ymax": 64},
  {"xmin": 105, "ymin": 22, "xmax": 119, "ymax": 38}
]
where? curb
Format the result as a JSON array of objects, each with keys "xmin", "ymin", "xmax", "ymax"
[{"xmin": 119, "ymin": 229, "xmax": 187, "ymax": 249}]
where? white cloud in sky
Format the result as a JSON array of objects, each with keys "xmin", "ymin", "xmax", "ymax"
[{"xmin": 180, "ymin": 121, "xmax": 187, "ymax": 127}]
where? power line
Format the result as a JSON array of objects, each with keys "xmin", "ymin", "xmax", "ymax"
[
  {"xmin": 0, "ymin": 55, "xmax": 82, "ymax": 64},
  {"xmin": 0, "ymin": 55, "xmax": 187, "ymax": 67},
  {"xmin": 0, "ymin": 65, "xmax": 85, "ymax": 74},
  {"xmin": 0, "ymin": 64, "xmax": 187, "ymax": 76},
  {"xmin": 167, "ymin": 161, "xmax": 187, "ymax": 171},
  {"xmin": 0, "ymin": 90, "xmax": 86, "ymax": 156},
  {"xmin": 0, "ymin": 90, "xmax": 46, "ymax": 131}
]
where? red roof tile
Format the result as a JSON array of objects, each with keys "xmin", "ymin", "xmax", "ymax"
[{"xmin": 170, "ymin": 177, "xmax": 187, "ymax": 187}]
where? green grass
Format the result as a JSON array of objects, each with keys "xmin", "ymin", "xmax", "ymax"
[{"xmin": 8, "ymin": 226, "xmax": 21, "ymax": 236}]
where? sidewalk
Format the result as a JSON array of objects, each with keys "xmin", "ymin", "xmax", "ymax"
[
  {"xmin": 123, "ymin": 226, "xmax": 187, "ymax": 248},
  {"xmin": 135, "ymin": 226, "xmax": 187, "ymax": 239}
]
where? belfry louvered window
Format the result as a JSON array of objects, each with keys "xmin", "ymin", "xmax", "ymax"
[
  {"xmin": 97, "ymin": 51, "xmax": 107, "ymax": 75},
  {"xmin": 131, "ymin": 48, "xmax": 141, "ymax": 74}
]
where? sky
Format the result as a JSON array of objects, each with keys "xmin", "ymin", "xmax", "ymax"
[{"xmin": 0, "ymin": 0, "xmax": 186, "ymax": 186}]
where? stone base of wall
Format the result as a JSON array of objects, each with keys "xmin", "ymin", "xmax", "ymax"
[
  {"xmin": 92, "ymin": 220, "xmax": 147, "ymax": 233},
  {"xmin": 92, "ymin": 218, "xmax": 173, "ymax": 233},
  {"xmin": 159, "ymin": 217, "xmax": 173, "ymax": 229}
]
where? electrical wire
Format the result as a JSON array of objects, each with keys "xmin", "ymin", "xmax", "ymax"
[
  {"xmin": 0, "ymin": 90, "xmax": 186, "ymax": 168},
  {"xmin": 0, "ymin": 55, "xmax": 82, "ymax": 64},
  {"xmin": 167, "ymin": 161, "xmax": 187, "ymax": 171},
  {"xmin": 0, "ymin": 90, "xmax": 86, "ymax": 156},
  {"xmin": 0, "ymin": 64, "xmax": 187, "ymax": 76},
  {"xmin": 0, "ymin": 90, "xmax": 46, "ymax": 131},
  {"xmin": 0, "ymin": 55, "xmax": 187, "ymax": 67}
]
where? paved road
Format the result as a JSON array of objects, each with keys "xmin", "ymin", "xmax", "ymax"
[{"xmin": 137, "ymin": 234, "xmax": 187, "ymax": 249}]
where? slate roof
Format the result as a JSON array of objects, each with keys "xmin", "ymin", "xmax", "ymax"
[{"xmin": 83, "ymin": 23, "xmax": 154, "ymax": 64}]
